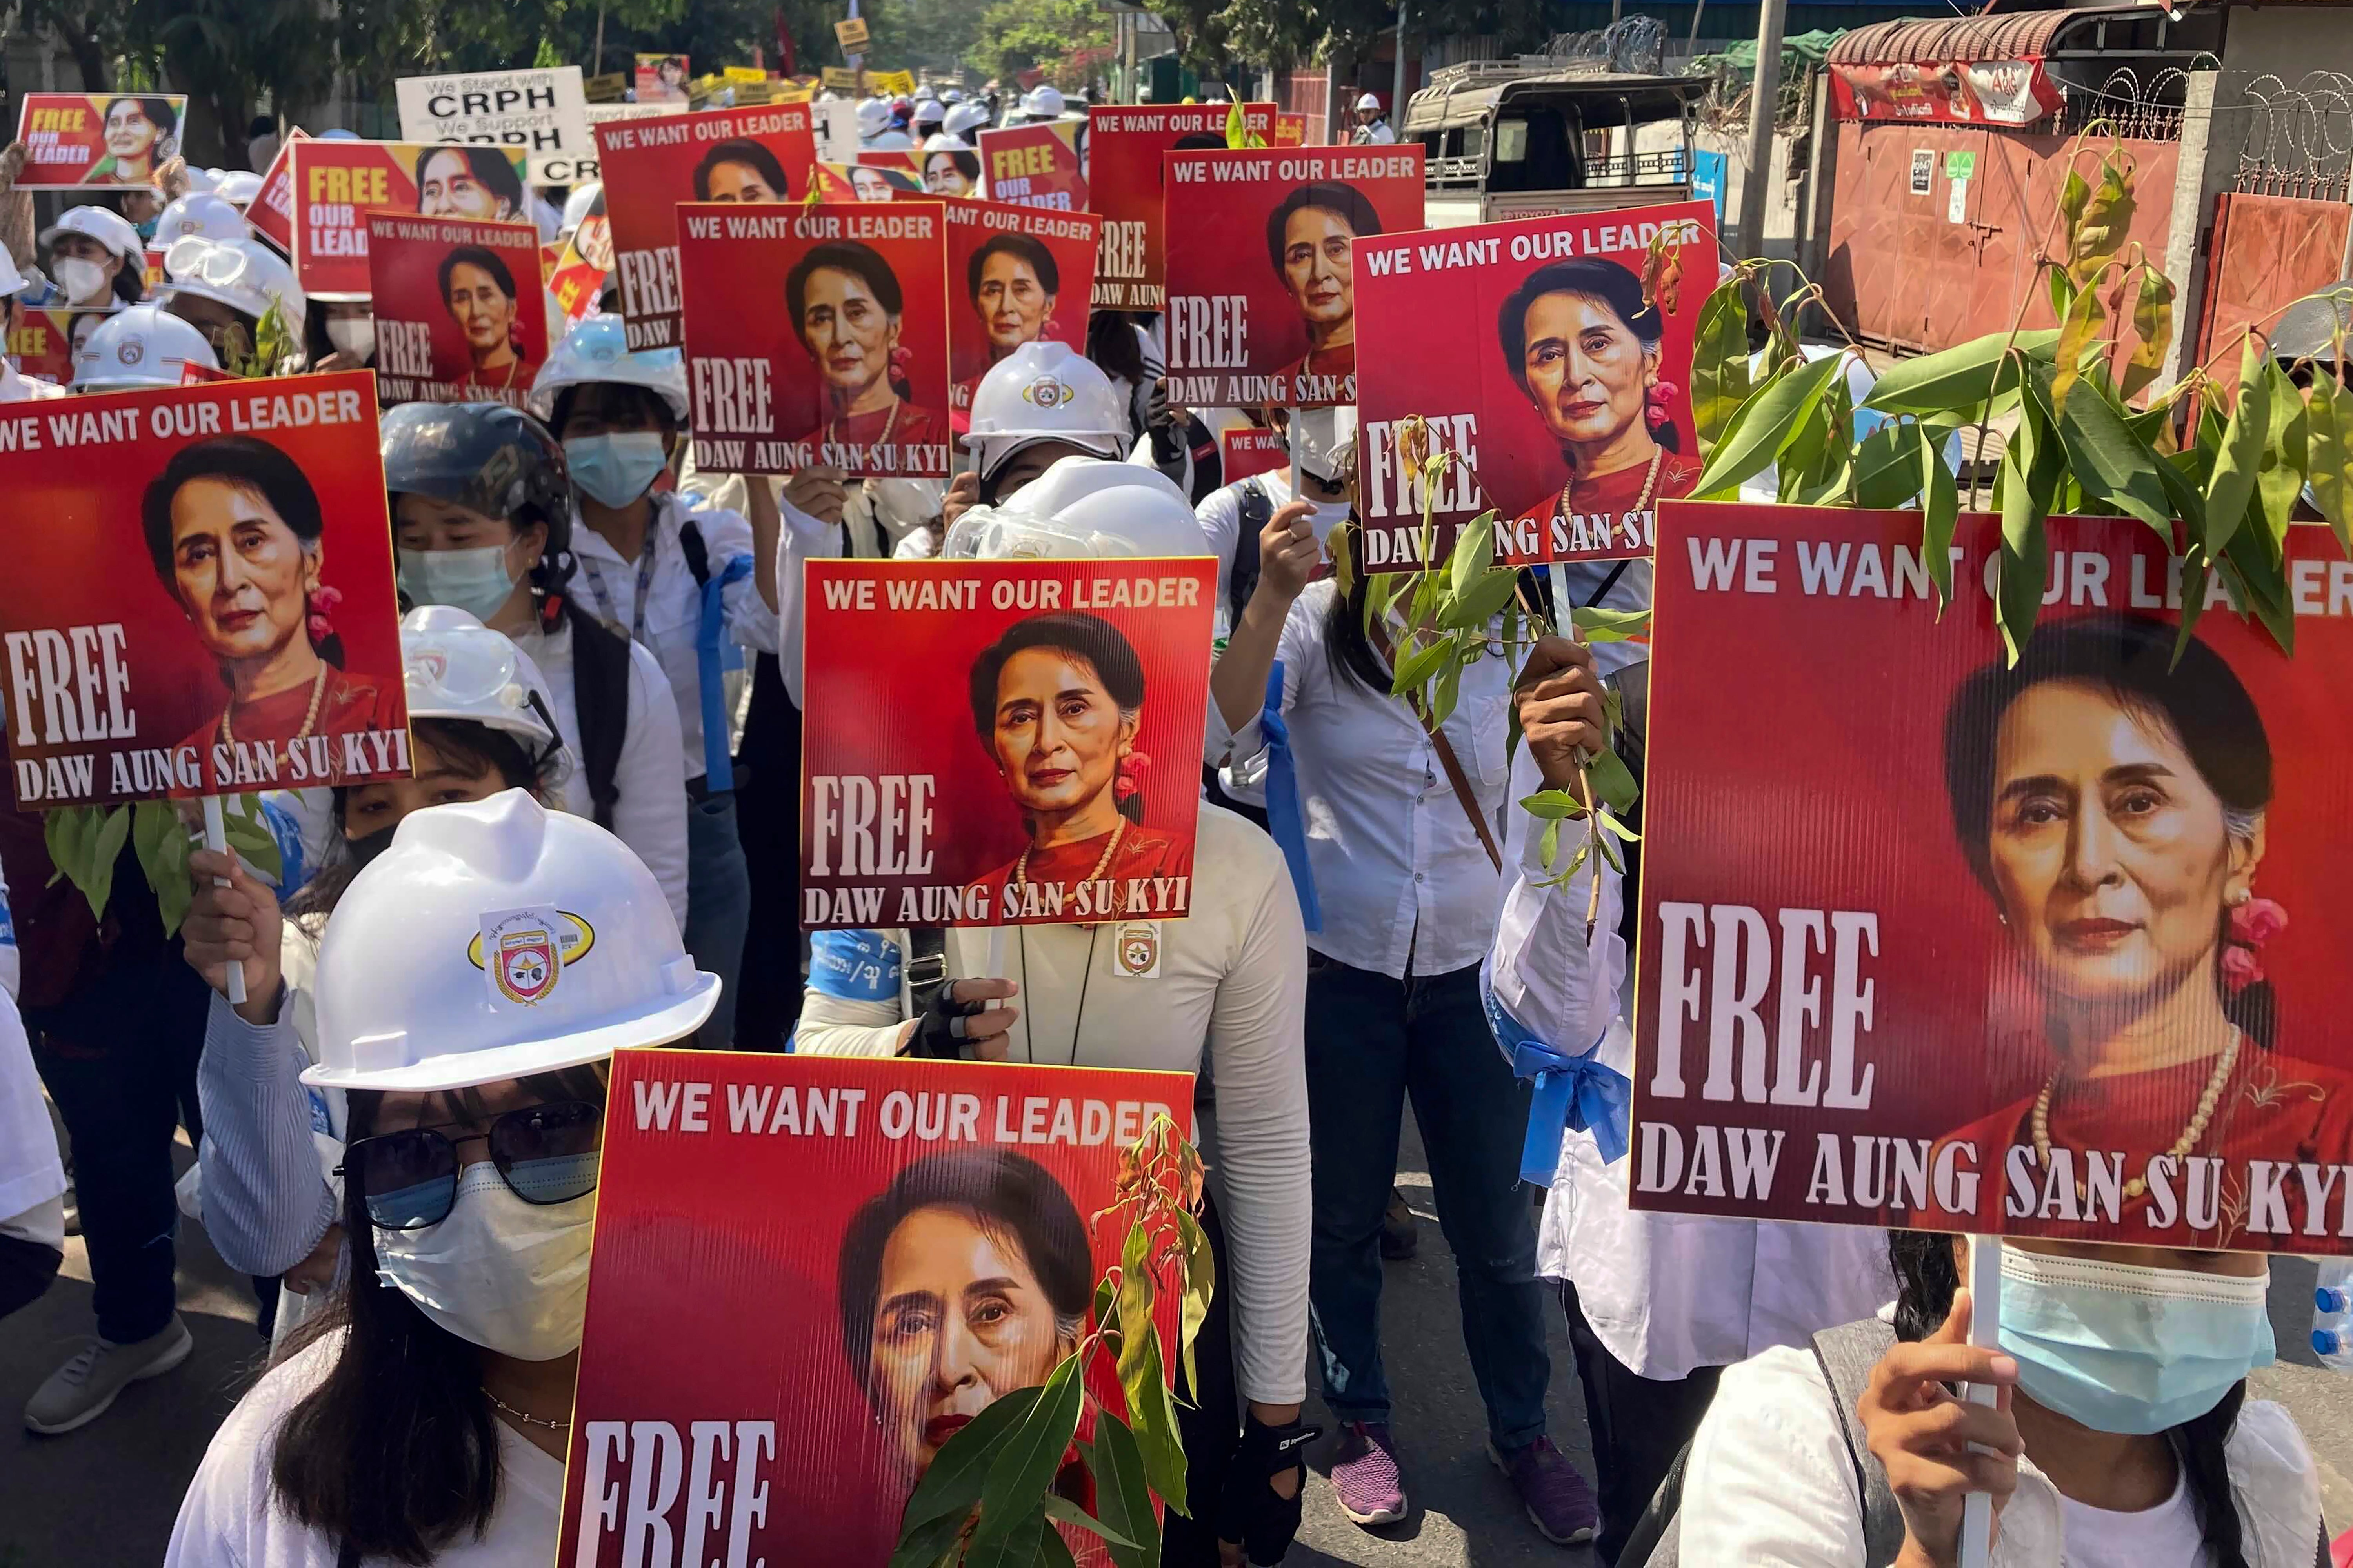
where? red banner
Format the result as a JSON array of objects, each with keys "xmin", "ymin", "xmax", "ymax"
[
  {"xmin": 800, "ymin": 558, "xmax": 1212, "ymax": 928},
  {"xmin": 916, "ymin": 196, "xmax": 1098, "ymax": 428},
  {"xmin": 1162, "ymin": 147, "xmax": 1424, "ymax": 409},
  {"xmin": 12, "ymin": 93, "xmax": 187, "ymax": 189},
  {"xmin": 6, "ymin": 307, "xmax": 109, "ymax": 386},
  {"xmin": 1353, "ymin": 200, "xmax": 1715, "ymax": 572},
  {"xmin": 0, "ymin": 372, "xmax": 409, "ymax": 807},
  {"xmin": 1273, "ymin": 113, "xmax": 1310, "ymax": 148},
  {"xmin": 678, "ymin": 202, "xmax": 952, "ymax": 478},
  {"xmin": 246, "ymin": 128, "xmax": 306, "ymax": 254},
  {"xmin": 1221, "ymin": 425, "xmax": 1289, "ymax": 483},
  {"xmin": 559, "ymin": 1052, "xmax": 1189, "ymax": 1565},
  {"xmin": 597, "ymin": 103, "xmax": 819, "ymax": 350},
  {"xmin": 287, "ymin": 140, "xmax": 531, "ymax": 299},
  {"xmin": 815, "ymin": 159, "xmax": 921, "ymax": 202},
  {"xmin": 365, "ymin": 214, "xmax": 550, "ymax": 409},
  {"xmin": 1086, "ymin": 104, "xmax": 1275, "ymax": 310},
  {"xmin": 976, "ymin": 121, "xmax": 1087, "ymax": 211},
  {"xmin": 1829, "ymin": 58, "xmax": 2064, "ymax": 127},
  {"xmin": 1636, "ymin": 503, "xmax": 2353, "ymax": 1254}
]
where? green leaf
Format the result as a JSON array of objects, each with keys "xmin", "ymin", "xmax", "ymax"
[
  {"xmin": 900, "ymin": 1386, "xmax": 1046, "ymax": 1533},
  {"xmin": 1691, "ymin": 351, "xmax": 1846, "ymax": 499},
  {"xmin": 2068, "ymin": 160, "xmax": 2136, "ymax": 289},
  {"xmin": 2058, "ymin": 165, "xmax": 2092, "ymax": 228},
  {"xmin": 2223, "ymin": 531, "xmax": 2296, "ymax": 654},
  {"xmin": 1036, "ymin": 1515, "xmax": 1080, "ymax": 1568},
  {"xmin": 2122, "ymin": 268, "xmax": 2176, "ymax": 402},
  {"xmin": 1861, "ymin": 329, "xmax": 2062, "ymax": 415},
  {"xmin": 1595, "ymin": 810, "xmax": 1642, "ymax": 843},
  {"xmin": 2306, "ymin": 376, "xmax": 2353, "ymax": 552},
  {"xmin": 1585, "ymin": 748, "xmax": 1640, "ymax": 814},
  {"xmin": 1538, "ymin": 816, "xmax": 1561, "ymax": 872},
  {"xmin": 1173, "ymin": 1208, "xmax": 1214, "ymax": 1399},
  {"xmin": 1916, "ymin": 422, "xmax": 1960, "ymax": 608},
  {"xmin": 1429, "ymin": 649, "xmax": 1464, "ymax": 728},
  {"xmin": 2202, "ymin": 336, "xmax": 2269, "ymax": 557},
  {"xmin": 1854, "ymin": 421, "xmax": 1922, "ymax": 508},
  {"xmin": 1448, "ymin": 510, "xmax": 1495, "ymax": 599},
  {"xmin": 1569, "ymin": 605, "xmax": 1652, "ymax": 641},
  {"xmin": 1122, "ymin": 1319, "xmax": 1187, "ymax": 1515},
  {"xmin": 1690, "ymin": 280, "xmax": 1753, "ymax": 454},
  {"xmin": 968, "ymin": 1353, "xmax": 1086, "ymax": 1554},
  {"xmin": 1112, "ymin": 1223, "xmax": 1156, "ymax": 1415},
  {"xmin": 1519, "ymin": 789, "xmax": 1586, "ymax": 820},
  {"xmin": 1087, "ymin": 1413, "xmax": 1162, "ymax": 1568},
  {"xmin": 965, "ymin": 1513, "xmax": 1050, "ymax": 1568},
  {"xmin": 1993, "ymin": 436, "xmax": 2049, "ymax": 664},
  {"xmin": 220, "ymin": 795, "xmax": 283, "ymax": 884},
  {"xmin": 83, "ymin": 808, "xmax": 130, "ymax": 923},
  {"xmin": 2047, "ymin": 282, "xmax": 2105, "ymax": 418},
  {"xmin": 1438, "ymin": 568, "xmax": 1522, "ymax": 630},
  {"xmin": 2173, "ymin": 546, "xmax": 2213, "ymax": 667},
  {"xmin": 1040, "ymin": 1493, "xmax": 1142, "ymax": 1551},
  {"xmin": 1387, "ymin": 639, "xmax": 1449, "ymax": 702},
  {"xmin": 2253, "ymin": 358, "xmax": 2307, "ymax": 562},
  {"xmin": 2047, "ymin": 262, "xmax": 2075, "ymax": 329},
  {"xmin": 888, "ymin": 1503, "xmax": 972, "ymax": 1568},
  {"xmin": 2053, "ymin": 373, "xmax": 2172, "ymax": 534},
  {"xmin": 1785, "ymin": 374, "xmax": 1855, "ymax": 504}
]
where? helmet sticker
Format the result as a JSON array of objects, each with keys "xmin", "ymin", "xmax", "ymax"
[{"xmin": 470, "ymin": 907, "xmax": 598, "ymax": 1007}]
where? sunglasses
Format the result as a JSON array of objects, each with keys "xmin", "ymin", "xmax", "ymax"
[{"xmin": 342, "ymin": 1099, "xmax": 604, "ymax": 1231}]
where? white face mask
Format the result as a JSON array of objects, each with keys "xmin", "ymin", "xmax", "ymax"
[
  {"xmin": 374, "ymin": 1161, "xmax": 595, "ymax": 1361},
  {"xmin": 324, "ymin": 317, "xmax": 376, "ymax": 360},
  {"xmin": 54, "ymin": 257, "xmax": 111, "ymax": 303}
]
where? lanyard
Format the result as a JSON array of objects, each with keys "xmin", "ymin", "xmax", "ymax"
[{"xmin": 586, "ymin": 517, "xmax": 662, "ymax": 645}]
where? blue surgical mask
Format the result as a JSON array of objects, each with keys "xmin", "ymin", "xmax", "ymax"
[
  {"xmin": 1998, "ymin": 1246, "xmax": 2275, "ymax": 1435},
  {"xmin": 564, "ymin": 431, "xmax": 669, "ymax": 508},
  {"xmin": 398, "ymin": 544, "xmax": 521, "ymax": 622}
]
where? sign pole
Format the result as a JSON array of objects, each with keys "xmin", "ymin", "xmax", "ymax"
[
  {"xmin": 201, "ymin": 795, "xmax": 248, "ymax": 1007},
  {"xmin": 1736, "ymin": 0, "xmax": 1787, "ymax": 260},
  {"xmin": 1958, "ymin": 1233, "xmax": 2001, "ymax": 1568}
]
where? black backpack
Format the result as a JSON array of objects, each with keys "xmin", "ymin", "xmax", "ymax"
[
  {"xmin": 567, "ymin": 516, "xmax": 714, "ymax": 828},
  {"xmin": 1226, "ymin": 478, "xmax": 1272, "ymax": 630}
]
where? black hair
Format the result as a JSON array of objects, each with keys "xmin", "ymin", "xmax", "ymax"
[
  {"xmin": 436, "ymin": 244, "xmax": 517, "ymax": 304},
  {"xmin": 249, "ymin": 115, "xmax": 277, "ymax": 138},
  {"xmin": 1264, "ymin": 181, "xmax": 1383, "ymax": 274},
  {"xmin": 1497, "ymin": 256, "xmax": 1679, "ymax": 456},
  {"xmin": 140, "ymin": 436, "xmax": 346, "ymax": 667},
  {"xmin": 927, "ymin": 148, "xmax": 981, "ymax": 185},
  {"xmin": 305, "ymin": 298, "xmax": 375, "ymax": 369},
  {"xmin": 1941, "ymin": 613, "xmax": 2276, "ymax": 1047},
  {"xmin": 548, "ymin": 382, "xmax": 677, "ymax": 442},
  {"xmin": 1085, "ymin": 308, "xmax": 1147, "ymax": 385},
  {"xmin": 692, "ymin": 139, "xmax": 793, "ymax": 201},
  {"xmin": 1887, "ymin": 1230, "xmax": 2252, "ymax": 1568},
  {"xmin": 1323, "ymin": 521, "xmax": 1391, "ymax": 697},
  {"xmin": 967, "ymin": 232, "xmax": 1058, "ymax": 308},
  {"xmin": 835, "ymin": 1149, "xmax": 1091, "ymax": 1392},
  {"xmin": 413, "ymin": 145, "xmax": 525, "ymax": 220},
  {"xmin": 270, "ymin": 1066, "xmax": 608, "ymax": 1566},
  {"xmin": 784, "ymin": 240, "xmax": 909, "ymax": 397},
  {"xmin": 967, "ymin": 611, "xmax": 1148, "ymax": 825},
  {"xmin": 1171, "ymin": 132, "xmax": 1225, "ymax": 151}
]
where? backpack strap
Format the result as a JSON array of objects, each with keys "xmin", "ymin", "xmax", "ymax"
[
  {"xmin": 568, "ymin": 611, "xmax": 634, "ymax": 830},
  {"xmin": 1611, "ymin": 1436, "xmax": 1693, "ymax": 1566},
  {"xmin": 905, "ymin": 927, "xmax": 949, "ymax": 1017},
  {"xmin": 678, "ymin": 514, "xmax": 712, "ymax": 589},
  {"xmin": 1229, "ymin": 479, "xmax": 1269, "ymax": 629},
  {"xmin": 1809, "ymin": 1319, "xmax": 1908, "ymax": 1568}
]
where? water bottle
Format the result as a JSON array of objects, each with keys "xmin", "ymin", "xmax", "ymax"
[{"xmin": 2314, "ymin": 1259, "xmax": 2353, "ymax": 1370}]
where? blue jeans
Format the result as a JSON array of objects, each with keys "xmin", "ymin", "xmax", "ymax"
[
  {"xmin": 1307, "ymin": 954, "xmax": 1550, "ymax": 1450},
  {"xmin": 684, "ymin": 789, "xmax": 751, "ymax": 1049}
]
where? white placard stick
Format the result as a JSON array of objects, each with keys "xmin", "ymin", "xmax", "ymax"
[
  {"xmin": 1958, "ymin": 1232, "xmax": 2002, "ymax": 1568},
  {"xmin": 201, "ymin": 796, "xmax": 247, "ymax": 1006}
]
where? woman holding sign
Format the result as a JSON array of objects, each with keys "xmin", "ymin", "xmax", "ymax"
[
  {"xmin": 82, "ymin": 95, "xmax": 177, "ymax": 185},
  {"xmin": 783, "ymin": 240, "xmax": 947, "ymax": 458},
  {"xmin": 142, "ymin": 436, "xmax": 402, "ymax": 774},
  {"xmin": 1498, "ymin": 257, "xmax": 1699, "ymax": 538},
  {"xmin": 438, "ymin": 245, "xmax": 526, "ymax": 394}
]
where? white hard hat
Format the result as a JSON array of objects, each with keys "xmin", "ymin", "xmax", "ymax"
[
  {"xmin": 154, "ymin": 191, "xmax": 249, "ymax": 247},
  {"xmin": 1018, "ymin": 85, "xmax": 1066, "ymax": 122},
  {"xmin": 40, "ymin": 204, "xmax": 144, "ymax": 261},
  {"xmin": 215, "ymin": 170, "xmax": 263, "ymax": 209},
  {"xmin": 922, "ymin": 133, "xmax": 975, "ymax": 154},
  {"xmin": 1356, "ymin": 92, "xmax": 1384, "ymax": 112},
  {"xmin": 302, "ymin": 789, "xmax": 718, "ymax": 1093},
  {"xmin": 944, "ymin": 101, "xmax": 991, "ymax": 139},
  {"xmin": 400, "ymin": 605, "xmax": 566, "ymax": 758},
  {"xmin": 0, "ymin": 248, "xmax": 25, "ymax": 298},
  {"xmin": 184, "ymin": 165, "xmax": 223, "ymax": 194},
  {"xmin": 529, "ymin": 313, "xmax": 689, "ymax": 424},
  {"xmin": 162, "ymin": 234, "xmax": 306, "ymax": 328},
  {"xmin": 561, "ymin": 181, "xmax": 604, "ymax": 233},
  {"xmin": 966, "ymin": 342, "xmax": 1126, "ymax": 481},
  {"xmin": 73, "ymin": 303, "xmax": 221, "ymax": 391},
  {"xmin": 944, "ymin": 456, "xmax": 1208, "ymax": 561},
  {"xmin": 943, "ymin": 88, "xmax": 966, "ymax": 104},
  {"xmin": 856, "ymin": 99, "xmax": 891, "ymax": 138}
]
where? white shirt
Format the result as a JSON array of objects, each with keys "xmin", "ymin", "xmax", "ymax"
[
  {"xmin": 0, "ymin": 987, "xmax": 63, "ymax": 1247},
  {"xmin": 165, "ymin": 1335, "xmax": 564, "ymax": 1567},
  {"xmin": 1678, "ymin": 1341, "xmax": 2320, "ymax": 1566},
  {"xmin": 2061, "ymin": 1472, "xmax": 2212, "ymax": 1568},
  {"xmin": 0, "ymin": 359, "xmax": 64, "ymax": 403},
  {"xmin": 1193, "ymin": 470, "xmax": 1349, "ymax": 640},
  {"xmin": 569, "ymin": 492, "xmax": 780, "ymax": 783},
  {"xmin": 794, "ymin": 805, "xmax": 1312, "ymax": 1406},
  {"xmin": 1224, "ymin": 580, "xmax": 1511, "ymax": 980},
  {"xmin": 511, "ymin": 620, "xmax": 691, "ymax": 928},
  {"xmin": 1353, "ymin": 120, "xmax": 1398, "ymax": 144},
  {"xmin": 1489, "ymin": 741, "xmax": 1891, "ymax": 1379}
]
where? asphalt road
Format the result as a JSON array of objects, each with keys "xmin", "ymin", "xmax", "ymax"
[{"xmin": 3, "ymin": 1120, "xmax": 2348, "ymax": 1568}]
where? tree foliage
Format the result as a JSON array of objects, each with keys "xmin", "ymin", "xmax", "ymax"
[
  {"xmin": 1150, "ymin": 0, "xmax": 1557, "ymax": 80},
  {"xmin": 973, "ymin": 0, "xmax": 1115, "ymax": 90}
]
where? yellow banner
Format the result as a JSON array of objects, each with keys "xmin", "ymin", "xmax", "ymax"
[
  {"xmin": 822, "ymin": 66, "xmax": 860, "ymax": 91},
  {"xmin": 868, "ymin": 68, "xmax": 915, "ymax": 96},
  {"xmin": 724, "ymin": 66, "xmax": 769, "ymax": 84}
]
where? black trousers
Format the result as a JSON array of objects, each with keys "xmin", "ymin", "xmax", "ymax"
[
  {"xmin": 730, "ymin": 652, "xmax": 803, "ymax": 1052},
  {"xmin": 1163, "ymin": 1194, "xmax": 1239, "ymax": 1567},
  {"xmin": 1560, "ymin": 1280, "xmax": 1724, "ymax": 1566}
]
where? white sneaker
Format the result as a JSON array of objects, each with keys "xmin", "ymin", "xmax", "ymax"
[{"xmin": 24, "ymin": 1315, "xmax": 193, "ymax": 1435}]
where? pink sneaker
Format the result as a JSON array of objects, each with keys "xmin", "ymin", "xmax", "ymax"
[
  {"xmin": 1490, "ymin": 1435, "xmax": 1598, "ymax": 1545},
  {"xmin": 1329, "ymin": 1420, "xmax": 1407, "ymax": 1527}
]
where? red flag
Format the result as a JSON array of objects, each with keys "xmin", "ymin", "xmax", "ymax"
[{"xmin": 773, "ymin": 8, "xmax": 798, "ymax": 77}]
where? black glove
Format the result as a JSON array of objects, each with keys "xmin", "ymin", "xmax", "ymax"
[
  {"xmin": 1215, "ymin": 1413, "xmax": 1320, "ymax": 1564},
  {"xmin": 1147, "ymin": 379, "xmax": 1186, "ymax": 466},
  {"xmin": 907, "ymin": 980, "xmax": 986, "ymax": 1060}
]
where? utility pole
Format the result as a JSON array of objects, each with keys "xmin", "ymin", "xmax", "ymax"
[
  {"xmin": 1737, "ymin": 0, "xmax": 1787, "ymax": 260},
  {"xmin": 1390, "ymin": 0, "xmax": 1409, "ymax": 125}
]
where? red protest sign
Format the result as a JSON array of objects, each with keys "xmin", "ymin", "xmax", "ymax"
[
  {"xmin": 288, "ymin": 140, "xmax": 531, "ymax": 299},
  {"xmin": 635, "ymin": 51, "xmax": 692, "ymax": 105},
  {"xmin": 560, "ymin": 1052, "xmax": 1189, "ymax": 1564},
  {"xmin": 1221, "ymin": 425, "xmax": 1289, "ymax": 483},
  {"xmin": 1273, "ymin": 113, "xmax": 1311, "ymax": 147},
  {"xmin": 976, "ymin": 120, "xmax": 1087, "ymax": 210},
  {"xmin": 1354, "ymin": 200, "xmax": 1714, "ymax": 572},
  {"xmin": 547, "ymin": 187, "xmax": 613, "ymax": 325},
  {"xmin": 596, "ymin": 103, "xmax": 819, "ymax": 350},
  {"xmin": 365, "ymin": 214, "xmax": 550, "ymax": 410},
  {"xmin": 1086, "ymin": 103, "xmax": 1274, "ymax": 310},
  {"xmin": 815, "ymin": 160, "xmax": 921, "ymax": 202},
  {"xmin": 13, "ymin": 93, "xmax": 187, "ymax": 189},
  {"xmin": 0, "ymin": 372, "xmax": 409, "ymax": 807},
  {"xmin": 7, "ymin": 308, "xmax": 107, "ymax": 386},
  {"xmin": 1636, "ymin": 502, "xmax": 2353, "ymax": 1254},
  {"xmin": 922, "ymin": 195, "xmax": 1099, "ymax": 428},
  {"xmin": 246, "ymin": 127, "xmax": 308, "ymax": 254},
  {"xmin": 913, "ymin": 138, "xmax": 984, "ymax": 199},
  {"xmin": 800, "ymin": 558, "xmax": 1212, "ymax": 928},
  {"xmin": 1162, "ymin": 146, "xmax": 1424, "ymax": 409},
  {"xmin": 677, "ymin": 202, "xmax": 952, "ymax": 478}
]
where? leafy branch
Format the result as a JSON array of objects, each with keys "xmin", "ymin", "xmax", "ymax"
[
  {"xmin": 43, "ymin": 794, "xmax": 283, "ymax": 937},
  {"xmin": 893, "ymin": 1116, "xmax": 1211, "ymax": 1568}
]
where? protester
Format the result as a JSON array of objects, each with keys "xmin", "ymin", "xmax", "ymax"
[
  {"xmin": 1351, "ymin": 92, "xmax": 1398, "ymax": 145},
  {"xmin": 306, "ymin": 299, "xmax": 377, "ymax": 372},
  {"xmin": 1084, "ymin": 307, "xmax": 1177, "ymax": 465},
  {"xmin": 530, "ymin": 316, "xmax": 782, "ymax": 1048},
  {"xmin": 245, "ymin": 116, "xmax": 280, "ymax": 174},
  {"xmin": 180, "ymin": 607, "xmax": 570, "ymax": 1350},
  {"xmin": 0, "ymin": 247, "xmax": 66, "ymax": 402},
  {"xmin": 935, "ymin": 340, "xmax": 1130, "ymax": 543},
  {"xmin": 164, "ymin": 790, "xmax": 719, "ymax": 1566},
  {"xmin": 381, "ymin": 401, "xmax": 690, "ymax": 928},
  {"xmin": 1195, "ymin": 405, "xmax": 1355, "ymax": 638},
  {"xmin": 152, "ymin": 190, "xmax": 247, "ymax": 247},
  {"xmin": 791, "ymin": 458, "xmax": 1316, "ymax": 1568},
  {"xmin": 159, "ymin": 233, "xmax": 307, "ymax": 369},
  {"xmin": 1671, "ymin": 1232, "xmax": 2320, "ymax": 1565},
  {"xmin": 41, "ymin": 205, "xmax": 146, "ymax": 308},
  {"xmin": 71, "ymin": 302, "xmax": 220, "ymax": 390},
  {"xmin": 0, "ymin": 875, "xmax": 64, "ymax": 1329}
]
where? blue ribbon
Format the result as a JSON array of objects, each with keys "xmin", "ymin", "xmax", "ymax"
[
  {"xmin": 695, "ymin": 553, "xmax": 756, "ymax": 789},
  {"xmin": 1257, "ymin": 658, "xmax": 1321, "ymax": 933},
  {"xmin": 1492, "ymin": 997, "xmax": 1631, "ymax": 1183}
]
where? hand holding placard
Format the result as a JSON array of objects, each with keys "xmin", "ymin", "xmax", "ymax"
[{"xmin": 1854, "ymin": 1279, "xmax": 2020, "ymax": 1567}]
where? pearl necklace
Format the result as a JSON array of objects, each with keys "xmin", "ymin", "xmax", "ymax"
[
  {"xmin": 2031, "ymin": 1030, "xmax": 2242, "ymax": 1203},
  {"xmin": 1555, "ymin": 445, "xmax": 1666, "ymax": 529},
  {"xmin": 1015, "ymin": 818, "xmax": 1125, "ymax": 891},
  {"xmin": 484, "ymin": 1388, "xmax": 570, "ymax": 1430},
  {"xmin": 220, "ymin": 663, "xmax": 328, "ymax": 754},
  {"xmin": 828, "ymin": 394, "xmax": 902, "ymax": 454}
]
